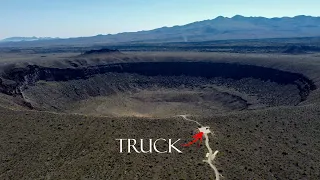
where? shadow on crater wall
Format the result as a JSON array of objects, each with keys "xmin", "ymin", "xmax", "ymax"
[{"xmin": 0, "ymin": 62, "xmax": 316, "ymax": 102}]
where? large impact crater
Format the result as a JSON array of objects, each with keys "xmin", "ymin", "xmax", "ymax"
[{"xmin": 0, "ymin": 61, "xmax": 316, "ymax": 117}]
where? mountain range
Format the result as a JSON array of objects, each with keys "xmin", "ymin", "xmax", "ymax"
[
  {"xmin": 1, "ymin": 36, "xmax": 59, "ymax": 42},
  {"xmin": 1, "ymin": 15, "xmax": 320, "ymax": 46}
]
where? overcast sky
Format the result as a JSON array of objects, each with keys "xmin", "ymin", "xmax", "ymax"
[{"xmin": 1, "ymin": 0, "xmax": 319, "ymax": 39}]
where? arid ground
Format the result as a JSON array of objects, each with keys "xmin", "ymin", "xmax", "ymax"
[{"xmin": 0, "ymin": 43, "xmax": 320, "ymax": 179}]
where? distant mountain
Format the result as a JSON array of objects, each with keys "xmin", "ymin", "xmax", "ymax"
[
  {"xmin": 1, "ymin": 36, "xmax": 59, "ymax": 42},
  {"xmin": 1, "ymin": 15, "xmax": 320, "ymax": 46}
]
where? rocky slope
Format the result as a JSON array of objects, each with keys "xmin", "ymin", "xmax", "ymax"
[{"xmin": 0, "ymin": 57, "xmax": 316, "ymax": 116}]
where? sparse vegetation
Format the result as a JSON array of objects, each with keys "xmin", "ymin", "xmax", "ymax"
[{"xmin": 0, "ymin": 43, "xmax": 320, "ymax": 179}]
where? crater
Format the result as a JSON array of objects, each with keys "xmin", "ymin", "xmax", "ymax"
[{"xmin": 0, "ymin": 61, "xmax": 316, "ymax": 117}]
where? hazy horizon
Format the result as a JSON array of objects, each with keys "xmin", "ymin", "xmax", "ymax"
[{"xmin": 1, "ymin": 0, "xmax": 320, "ymax": 39}]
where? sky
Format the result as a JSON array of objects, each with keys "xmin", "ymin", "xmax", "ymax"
[{"xmin": 0, "ymin": 0, "xmax": 319, "ymax": 39}]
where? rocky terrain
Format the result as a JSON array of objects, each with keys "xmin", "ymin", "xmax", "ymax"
[
  {"xmin": 0, "ymin": 49, "xmax": 320, "ymax": 179},
  {"xmin": 0, "ymin": 50, "xmax": 316, "ymax": 116}
]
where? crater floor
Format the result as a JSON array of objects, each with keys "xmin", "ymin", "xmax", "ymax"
[{"xmin": 23, "ymin": 72, "xmax": 301, "ymax": 117}]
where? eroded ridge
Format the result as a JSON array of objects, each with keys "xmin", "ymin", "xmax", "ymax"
[{"xmin": 178, "ymin": 115, "xmax": 221, "ymax": 180}]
